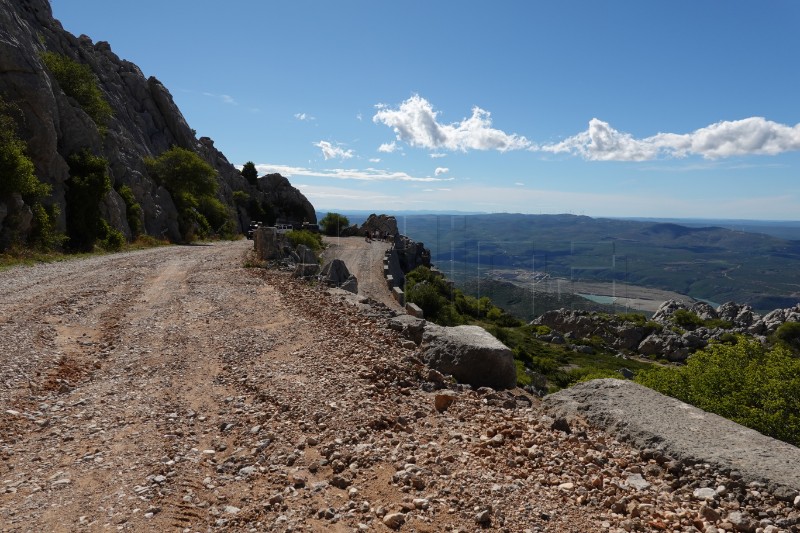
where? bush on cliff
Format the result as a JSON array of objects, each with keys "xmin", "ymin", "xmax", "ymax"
[
  {"xmin": 635, "ymin": 339, "xmax": 800, "ymax": 446},
  {"xmin": 41, "ymin": 52, "xmax": 112, "ymax": 131},
  {"xmin": 145, "ymin": 147, "xmax": 234, "ymax": 241},
  {"xmin": 116, "ymin": 185, "xmax": 143, "ymax": 237},
  {"xmin": 0, "ymin": 97, "xmax": 63, "ymax": 251}
]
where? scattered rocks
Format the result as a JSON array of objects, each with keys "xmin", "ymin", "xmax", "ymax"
[{"xmin": 2, "ymin": 240, "xmax": 798, "ymax": 532}]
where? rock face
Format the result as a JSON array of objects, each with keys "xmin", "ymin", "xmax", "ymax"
[
  {"xmin": 532, "ymin": 298, "xmax": 800, "ymax": 362},
  {"xmin": 421, "ymin": 325, "xmax": 517, "ymax": 390},
  {"xmin": 544, "ymin": 379, "xmax": 800, "ymax": 495},
  {"xmin": 0, "ymin": 0, "xmax": 313, "ymax": 245}
]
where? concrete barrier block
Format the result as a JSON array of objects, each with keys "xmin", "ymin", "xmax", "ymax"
[
  {"xmin": 406, "ymin": 302, "xmax": 423, "ymax": 318},
  {"xmin": 392, "ymin": 287, "xmax": 405, "ymax": 306}
]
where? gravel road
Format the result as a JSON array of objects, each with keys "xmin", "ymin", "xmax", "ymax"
[
  {"xmin": 321, "ymin": 236, "xmax": 403, "ymax": 312},
  {"xmin": 1, "ymin": 240, "xmax": 797, "ymax": 532}
]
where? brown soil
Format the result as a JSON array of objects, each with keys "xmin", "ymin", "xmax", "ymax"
[{"xmin": 0, "ymin": 240, "xmax": 794, "ymax": 532}]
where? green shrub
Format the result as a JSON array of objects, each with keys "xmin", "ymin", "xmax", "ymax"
[
  {"xmin": 41, "ymin": 52, "xmax": 112, "ymax": 131},
  {"xmin": 0, "ymin": 97, "xmax": 50, "ymax": 200},
  {"xmin": 635, "ymin": 339, "xmax": 800, "ymax": 446},
  {"xmin": 286, "ymin": 229, "xmax": 323, "ymax": 252},
  {"xmin": 66, "ymin": 150, "xmax": 111, "ymax": 251},
  {"xmin": 98, "ymin": 219, "xmax": 124, "ymax": 251},
  {"xmin": 704, "ymin": 318, "xmax": 733, "ymax": 329},
  {"xmin": 198, "ymin": 196, "xmax": 232, "ymax": 233},
  {"xmin": 320, "ymin": 212, "xmax": 350, "ymax": 236},
  {"xmin": 671, "ymin": 309, "xmax": 704, "ymax": 330},
  {"xmin": 617, "ymin": 312, "xmax": 647, "ymax": 326},
  {"xmin": 232, "ymin": 190, "xmax": 249, "ymax": 205},
  {"xmin": 145, "ymin": 147, "xmax": 229, "ymax": 241},
  {"xmin": 116, "ymin": 185, "xmax": 143, "ymax": 237},
  {"xmin": 29, "ymin": 202, "xmax": 65, "ymax": 251},
  {"xmin": 406, "ymin": 281, "xmax": 446, "ymax": 319},
  {"xmin": 145, "ymin": 146, "xmax": 217, "ymax": 199},
  {"xmin": 773, "ymin": 321, "xmax": 800, "ymax": 351}
]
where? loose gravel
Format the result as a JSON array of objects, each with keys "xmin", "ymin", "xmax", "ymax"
[{"xmin": 1, "ymin": 240, "xmax": 798, "ymax": 532}]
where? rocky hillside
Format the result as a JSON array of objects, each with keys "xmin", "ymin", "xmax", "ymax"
[
  {"xmin": 0, "ymin": 0, "xmax": 314, "ymax": 245},
  {"xmin": 532, "ymin": 299, "xmax": 800, "ymax": 363}
]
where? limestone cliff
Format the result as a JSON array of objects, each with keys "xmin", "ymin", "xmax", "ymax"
[{"xmin": 0, "ymin": 0, "xmax": 314, "ymax": 245}]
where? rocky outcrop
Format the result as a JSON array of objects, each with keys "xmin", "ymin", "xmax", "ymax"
[
  {"xmin": 320, "ymin": 259, "xmax": 358, "ymax": 294},
  {"xmin": 339, "ymin": 213, "xmax": 398, "ymax": 239},
  {"xmin": 258, "ymin": 174, "xmax": 316, "ymax": 227},
  {"xmin": 0, "ymin": 0, "xmax": 313, "ymax": 245},
  {"xmin": 421, "ymin": 324, "xmax": 517, "ymax": 390},
  {"xmin": 544, "ymin": 379, "xmax": 800, "ymax": 495},
  {"xmin": 532, "ymin": 299, "xmax": 800, "ymax": 362}
]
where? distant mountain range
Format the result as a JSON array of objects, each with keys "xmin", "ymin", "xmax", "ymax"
[{"xmin": 349, "ymin": 212, "xmax": 800, "ymax": 312}]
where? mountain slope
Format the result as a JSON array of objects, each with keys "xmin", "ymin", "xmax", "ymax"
[
  {"xmin": 0, "ymin": 0, "xmax": 314, "ymax": 245},
  {"xmin": 396, "ymin": 213, "xmax": 800, "ymax": 311}
]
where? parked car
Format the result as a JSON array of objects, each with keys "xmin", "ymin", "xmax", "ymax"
[{"xmin": 246, "ymin": 221, "xmax": 261, "ymax": 239}]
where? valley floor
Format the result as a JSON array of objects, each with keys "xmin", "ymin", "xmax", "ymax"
[{"xmin": 0, "ymin": 240, "xmax": 795, "ymax": 532}]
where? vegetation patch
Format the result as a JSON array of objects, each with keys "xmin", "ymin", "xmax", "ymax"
[
  {"xmin": 286, "ymin": 229, "xmax": 323, "ymax": 253},
  {"xmin": 636, "ymin": 339, "xmax": 800, "ymax": 446},
  {"xmin": 0, "ymin": 96, "xmax": 62, "ymax": 251},
  {"xmin": 145, "ymin": 146, "xmax": 235, "ymax": 241},
  {"xmin": 41, "ymin": 51, "xmax": 112, "ymax": 132},
  {"xmin": 320, "ymin": 212, "xmax": 350, "ymax": 236}
]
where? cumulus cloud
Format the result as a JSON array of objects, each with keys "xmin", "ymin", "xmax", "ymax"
[
  {"xmin": 252, "ymin": 164, "xmax": 453, "ymax": 183},
  {"xmin": 369, "ymin": 158, "xmax": 381, "ymax": 163},
  {"xmin": 378, "ymin": 142, "xmax": 398, "ymax": 153},
  {"xmin": 373, "ymin": 95, "xmax": 531, "ymax": 152},
  {"xmin": 429, "ymin": 153, "xmax": 447, "ymax": 159},
  {"xmin": 434, "ymin": 167, "xmax": 449, "ymax": 176},
  {"xmin": 314, "ymin": 141, "xmax": 354, "ymax": 160},
  {"xmin": 537, "ymin": 117, "xmax": 800, "ymax": 161},
  {"xmin": 294, "ymin": 112, "xmax": 315, "ymax": 121}
]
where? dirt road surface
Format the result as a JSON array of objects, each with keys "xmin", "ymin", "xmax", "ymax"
[
  {"xmin": 321, "ymin": 236, "xmax": 402, "ymax": 312},
  {"xmin": 1, "ymin": 240, "xmax": 795, "ymax": 532}
]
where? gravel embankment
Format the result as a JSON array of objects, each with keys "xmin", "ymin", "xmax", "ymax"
[{"xmin": 1, "ymin": 240, "xmax": 798, "ymax": 532}]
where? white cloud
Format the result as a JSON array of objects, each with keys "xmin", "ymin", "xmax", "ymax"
[
  {"xmin": 253, "ymin": 163, "xmax": 453, "ymax": 183},
  {"xmin": 429, "ymin": 153, "xmax": 447, "ymax": 159},
  {"xmin": 369, "ymin": 158, "xmax": 381, "ymax": 163},
  {"xmin": 373, "ymin": 95, "xmax": 531, "ymax": 152},
  {"xmin": 203, "ymin": 92, "xmax": 238, "ymax": 105},
  {"xmin": 378, "ymin": 141, "xmax": 398, "ymax": 153},
  {"xmin": 515, "ymin": 182, "xmax": 525, "ymax": 186},
  {"xmin": 295, "ymin": 112, "xmax": 315, "ymax": 121},
  {"xmin": 537, "ymin": 117, "xmax": 800, "ymax": 161},
  {"xmin": 434, "ymin": 167, "xmax": 449, "ymax": 176},
  {"xmin": 314, "ymin": 141, "xmax": 354, "ymax": 160}
]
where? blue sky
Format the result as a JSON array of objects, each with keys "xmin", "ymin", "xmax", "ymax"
[{"xmin": 51, "ymin": 1, "xmax": 800, "ymax": 220}]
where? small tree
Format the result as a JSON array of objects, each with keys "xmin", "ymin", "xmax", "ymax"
[
  {"xmin": 241, "ymin": 161, "xmax": 258, "ymax": 187},
  {"xmin": 145, "ymin": 146, "xmax": 234, "ymax": 241},
  {"xmin": 319, "ymin": 212, "xmax": 349, "ymax": 236}
]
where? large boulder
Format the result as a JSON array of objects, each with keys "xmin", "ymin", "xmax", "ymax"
[
  {"xmin": 421, "ymin": 325, "xmax": 516, "ymax": 390},
  {"xmin": 254, "ymin": 226, "xmax": 287, "ymax": 260},
  {"xmin": 320, "ymin": 259, "xmax": 358, "ymax": 294}
]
